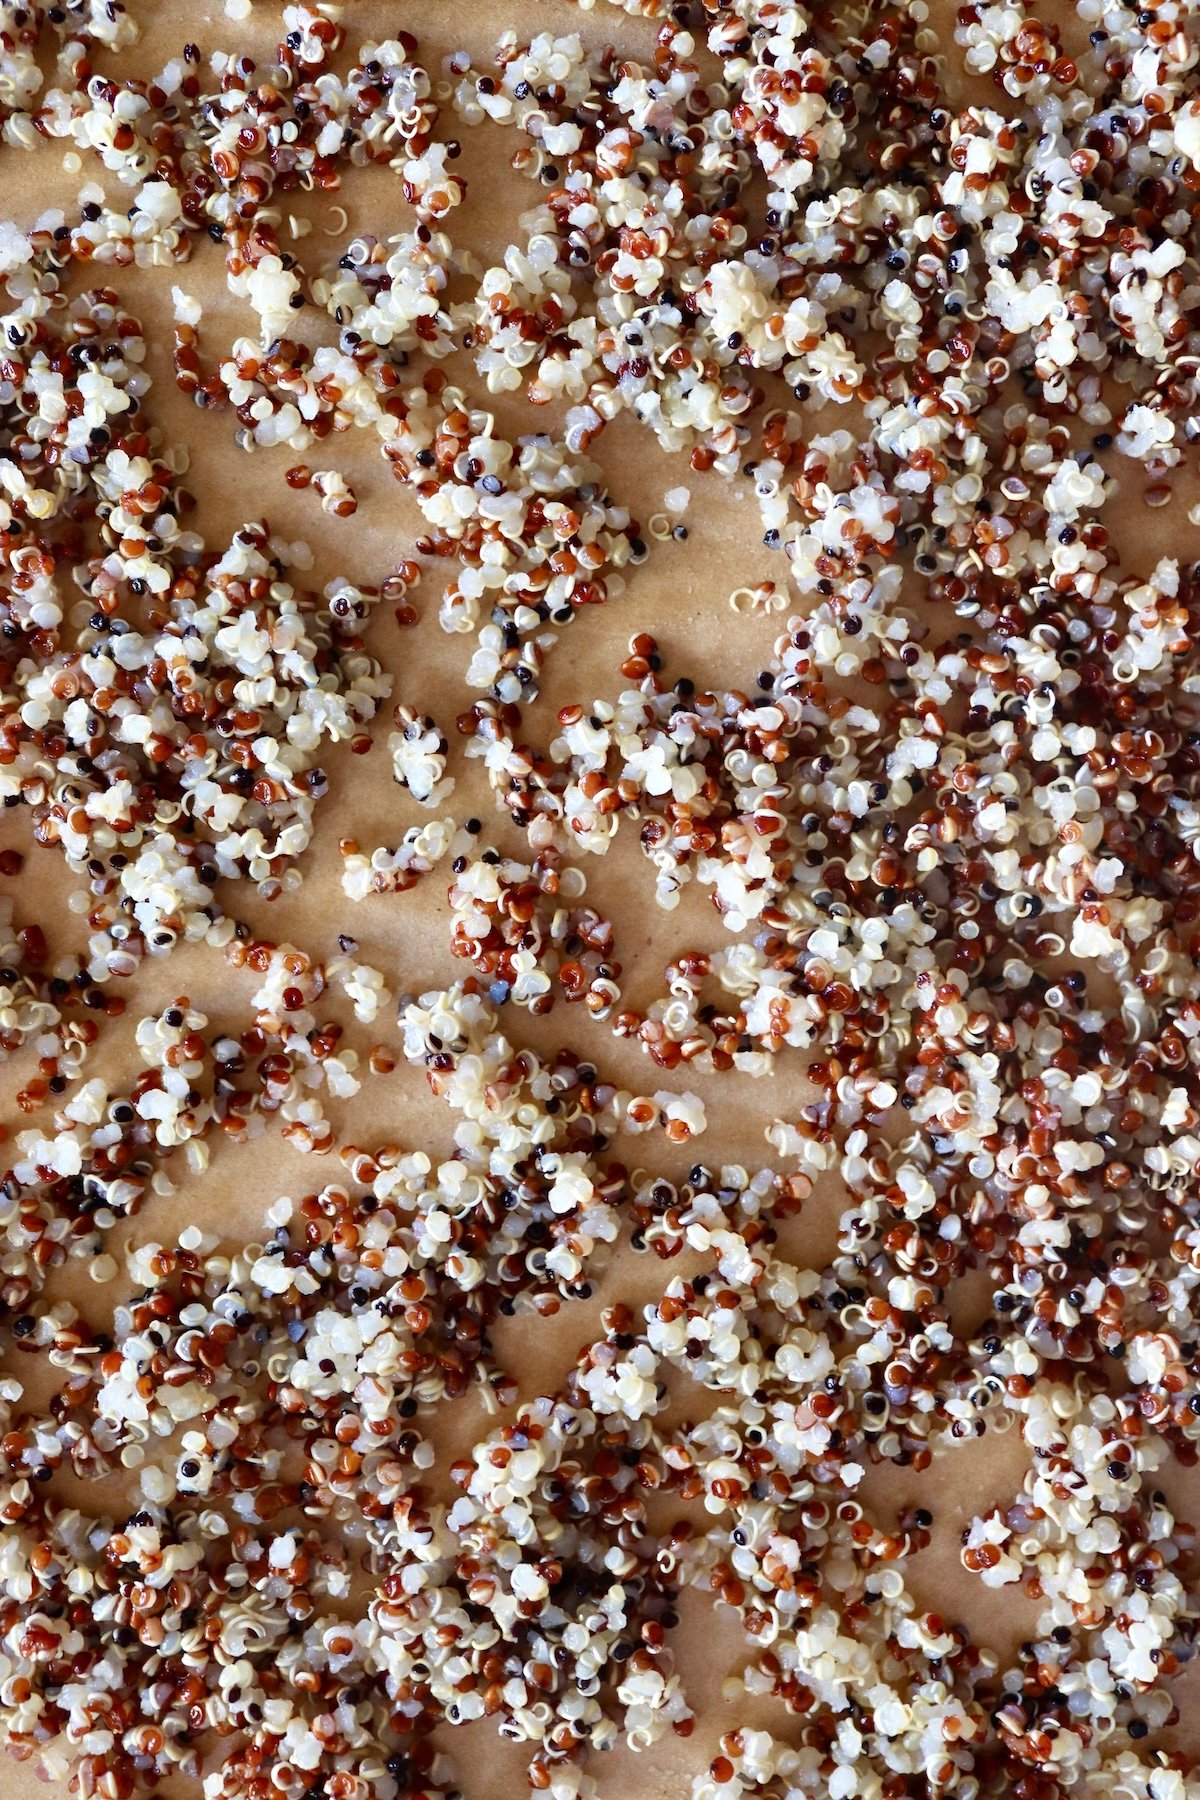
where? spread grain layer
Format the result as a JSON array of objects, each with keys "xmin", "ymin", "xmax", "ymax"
[{"xmin": 1, "ymin": 3, "xmax": 1199, "ymax": 1798}]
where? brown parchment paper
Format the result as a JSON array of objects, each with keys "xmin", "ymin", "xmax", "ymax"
[{"xmin": 3, "ymin": 2, "xmax": 1200, "ymax": 1795}]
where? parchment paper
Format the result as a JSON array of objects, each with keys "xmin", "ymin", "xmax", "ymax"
[{"xmin": 3, "ymin": 3, "xmax": 1198, "ymax": 1796}]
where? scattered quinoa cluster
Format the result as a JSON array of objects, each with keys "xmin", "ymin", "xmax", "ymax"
[{"xmin": 4, "ymin": 2, "xmax": 1200, "ymax": 1799}]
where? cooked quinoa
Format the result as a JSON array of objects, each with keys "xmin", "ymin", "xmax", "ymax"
[{"xmin": 3, "ymin": 2, "xmax": 1200, "ymax": 1799}]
